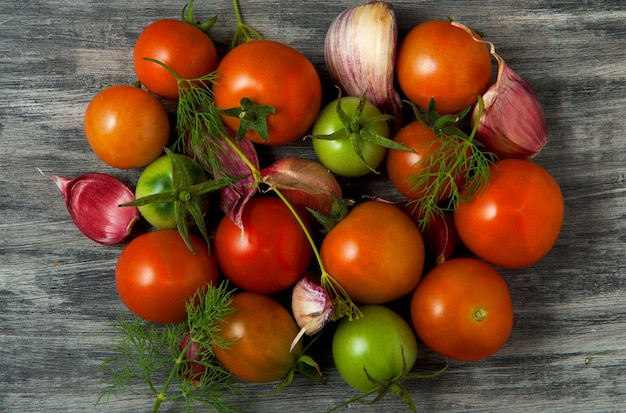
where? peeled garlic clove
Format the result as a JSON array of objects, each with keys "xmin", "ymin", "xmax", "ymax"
[
  {"xmin": 44, "ymin": 170, "xmax": 139, "ymax": 245},
  {"xmin": 324, "ymin": 1, "xmax": 402, "ymax": 132},
  {"xmin": 261, "ymin": 157, "xmax": 342, "ymax": 216},
  {"xmin": 290, "ymin": 274, "xmax": 333, "ymax": 351}
]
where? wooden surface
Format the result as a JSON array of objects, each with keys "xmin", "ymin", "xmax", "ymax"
[{"xmin": 1, "ymin": 0, "xmax": 625, "ymax": 412}]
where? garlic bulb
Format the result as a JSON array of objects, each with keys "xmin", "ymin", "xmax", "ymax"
[
  {"xmin": 324, "ymin": 1, "xmax": 402, "ymax": 131},
  {"xmin": 290, "ymin": 274, "xmax": 333, "ymax": 351},
  {"xmin": 43, "ymin": 170, "xmax": 139, "ymax": 245}
]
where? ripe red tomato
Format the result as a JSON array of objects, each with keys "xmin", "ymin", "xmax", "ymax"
[
  {"xmin": 386, "ymin": 120, "xmax": 465, "ymax": 201},
  {"xmin": 213, "ymin": 197, "xmax": 313, "ymax": 294},
  {"xmin": 453, "ymin": 159, "xmax": 564, "ymax": 269},
  {"xmin": 396, "ymin": 20, "xmax": 492, "ymax": 114},
  {"xmin": 115, "ymin": 230, "xmax": 218, "ymax": 324},
  {"xmin": 214, "ymin": 292, "xmax": 302, "ymax": 383},
  {"xmin": 320, "ymin": 200, "xmax": 425, "ymax": 304},
  {"xmin": 83, "ymin": 85, "xmax": 169, "ymax": 169},
  {"xmin": 212, "ymin": 39, "xmax": 322, "ymax": 145},
  {"xmin": 133, "ymin": 19, "xmax": 218, "ymax": 101},
  {"xmin": 411, "ymin": 258, "xmax": 514, "ymax": 361}
]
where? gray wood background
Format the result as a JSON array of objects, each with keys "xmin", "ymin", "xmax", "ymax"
[{"xmin": 1, "ymin": 0, "xmax": 625, "ymax": 412}]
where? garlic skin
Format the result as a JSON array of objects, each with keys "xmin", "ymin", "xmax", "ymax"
[
  {"xmin": 290, "ymin": 274, "xmax": 333, "ymax": 351},
  {"xmin": 472, "ymin": 60, "xmax": 548, "ymax": 159},
  {"xmin": 324, "ymin": 1, "xmax": 402, "ymax": 132},
  {"xmin": 261, "ymin": 157, "xmax": 342, "ymax": 216},
  {"xmin": 44, "ymin": 171, "xmax": 139, "ymax": 245}
]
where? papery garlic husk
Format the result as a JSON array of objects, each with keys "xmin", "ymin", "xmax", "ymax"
[
  {"xmin": 325, "ymin": 1, "xmax": 402, "ymax": 132},
  {"xmin": 290, "ymin": 274, "xmax": 333, "ymax": 351},
  {"xmin": 44, "ymin": 171, "xmax": 139, "ymax": 245},
  {"xmin": 472, "ymin": 56, "xmax": 548, "ymax": 159},
  {"xmin": 261, "ymin": 157, "xmax": 342, "ymax": 216}
]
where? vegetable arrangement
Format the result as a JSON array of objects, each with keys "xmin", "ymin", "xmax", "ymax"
[{"xmin": 45, "ymin": 1, "xmax": 564, "ymax": 412}]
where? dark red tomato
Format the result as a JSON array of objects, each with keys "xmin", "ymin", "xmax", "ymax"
[
  {"xmin": 214, "ymin": 292, "xmax": 302, "ymax": 383},
  {"xmin": 396, "ymin": 20, "xmax": 492, "ymax": 114},
  {"xmin": 386, "ymin": 120, "xmax": 466, "ymax": 201},
  {"xmin": 411, "ymin": 257, "xmax": 514, "ymax": 361},
  {"xmin": 133, "ymin": 19, "xmax": 218, "ymax": 101},
  {"xmin": 454, "ymin": 159, "xmax": 564, "ymax": 269},
  {"xmin": 320, "ymin": 200, "xmax": 425, "ymax": 304},
  {"xmin": 84, "ymin": 85, "xmax": 169, "ymax": 169},
  {"xmin": 115, "ymin": 230, "xmax": 218, "ymax": 324},
  {"xmin": 213, "ymin": 197, "xmax": 313, "ymax": 294},
  {"xmin": 212, "ymin": 39, "xmax": 322, "ymax": 145}
]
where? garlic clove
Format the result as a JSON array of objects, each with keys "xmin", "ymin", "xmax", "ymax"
[
  {"xmin": 472, "ymin": 60, "xmax": 548, "ymax": 159},
  {"xmin": 290, "ymin": 274, "xmax": 333, "ymax": 351},
  {"xmin": 324, "ymin": 1, "xmax": 402, "ymax": 132},
  {"xmin": 43, "ymin": 170, "xmax": 139, "ymax": 245},
  {"xmin": 261, "ymin": 157, "xmax": 342, "ymax": 216}
]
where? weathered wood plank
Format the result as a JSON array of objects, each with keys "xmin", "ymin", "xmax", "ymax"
[{"xmin": 1, "ymin": 0, "xmax": 625, "ymax": 412}]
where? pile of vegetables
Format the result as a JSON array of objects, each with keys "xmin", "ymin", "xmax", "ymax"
[{"xmin": 44, "ymin": 1, "xmax": 564, "ymax": 412}]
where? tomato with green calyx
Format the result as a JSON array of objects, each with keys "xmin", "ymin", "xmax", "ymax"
[
  {"xmin": 133, "ymin": 1, "xmax": 218, "ymax": 101},
  {"xmin": 310, "ymin": 92, "xmax": 408, "ymax": 177},
  {"xmin": 396, "ymin": 19, "xmax": 492, "ymax": 115},
  {"xmin": 411, "ymin": 257, "xmax": 514, "ymax": 361},
  {"xmin": 115, "ymin": 229, "xmax": 218, "ymax": 324},
  {"xmin": 83, "ymin": 84, "xmax": 169, "ymax": 169},
  {"xmin": 213, "ymin": 197, "xmax": 313, "ymax": 294},
  {"xmin": 213, "ymin": 39, "xmax": 322, "ymax": 145},
  {"xmin": 124, "ymin": 148, "xmax": 232, "ymax": 254},
  {"xmin": 453, "ymin": 158, "xmax": 564, "ymax": 269},
  {"xmin": 320, "ymin": 200, "xmax": 425, "ymax": 304},
  {"xmin": 332, "ymin": 305, "xmax": 445, "ymax": 411},
  {"xmin": 214, "ymin": 292, "xmax": 321, "ymax": 385}
]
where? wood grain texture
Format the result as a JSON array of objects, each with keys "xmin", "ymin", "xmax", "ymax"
[{"xmin": 1, "ymin": 0, "xmax": 625, "ymax": 412}]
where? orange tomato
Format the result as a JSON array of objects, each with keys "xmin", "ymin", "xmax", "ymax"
[
  {"xmin": 411, "ymin": 258, "xmax": 514, "ymax": 361},
  {"xmin": 396, "ymin": 20, "xmax": 492, "ymax": 115},
  {"xmin": 320, "ymin": 200, "xmax": 425, "ymax": 304},
  {"xmin": 83, "ymin": 85, "xmax": 169, "ymax": 169}
]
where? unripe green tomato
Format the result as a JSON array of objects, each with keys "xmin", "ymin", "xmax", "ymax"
[
  {"xmin": 312, "ymin": 96, "xmax": 390, "ymax": 177},
  {"xmin": 134, "ymin": 153, "xmax": 209, "ymax": 229}
]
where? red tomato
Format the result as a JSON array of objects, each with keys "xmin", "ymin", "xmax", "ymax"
[
  {"xmin": 386, "ymin": 120, "xmax": 466, "ymax": 201},
  {"xmin": 453, "ymin": 159, "xmax": 564, "ymax": 268},
  {"xmin": 133, "ymin": 19, "xmax": 218, "ymax": 100},
  {"xmin": 213, "ymin": 197, "xmax": 313, "ymax": 294},
  {"xmin": 411, "ymin": 258, "xmax": 514, "ymax": 361},
  {"xmin": 212, "ymin": 39, "xmax": 322, "ymax": 145},
  {"xmin": 320, "ymin": 200, "xmax": 425, "ymax": 304},
  {"xmin": 83, "ymin": 85, "xmax": 169, "ymax": 169},
  {"xmin": 214, "ymin": 292, "xmax": 302, "ymax": 383},
  {"xmin": 396, "ymin": 20, "xmax": 492, "ymax": 114},
  {"xmin": 115, "ymin": 230, "xmax": 218, "ymax": 324}
]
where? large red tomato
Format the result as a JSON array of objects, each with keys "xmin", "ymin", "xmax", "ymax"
[
  {"xmin": 411, "ymin": 258, "xmax": 514, "ymax": 361},
  {"xmin": 453, "ymin": 159, "xmax": 564, "ymax": 269},
  {"xmin": 396, "ymin": 20, "xmax": 492, "ymax": 114},
  {"xmin": 115, "ymin": 230, "xmax": 218, "ymax": 324},
  {"xmin": 133, "ymin": 19, "xmax": 218, "ymax": 101},
  {"xmin": 214, "ymin": 292, "xmax": 302, "ymax": 383},
  {"xmin": 213, "ymin": 197, "xmax": 313, "ymax": 294},
  {"xmin": 320, "ymin": 200, "xmax": 425, "ymax": 304},
  {"xmin": 212, "ymin": 39, "xmax": 322, "ymax": 145}
]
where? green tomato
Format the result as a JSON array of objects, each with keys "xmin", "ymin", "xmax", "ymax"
[
  {"xmin": 312, "ymin": 96, "xmax": 390, "ymax": 177},
  {"xmin": 332, "ymin": 305, "xmax": 418, "ymax": 392},
  {"xmin": 135, "ymin": 153, "xmax": 209, "ymax": 229}
]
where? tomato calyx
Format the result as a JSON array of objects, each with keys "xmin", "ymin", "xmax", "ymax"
[
  {"xmin": 217, "ymin": 97, "xmax": 276, "ymax": 142},
  {"xmin": 181, "ymin": 0, "xmax": 217, "ymax": 34},
  {"xmin": 330, "ymin": 348, "xmax": 449, "ymax": 413},
  {"xmin": 121, "ymin": 148, "xmax": 235, "ymax": 254},
  {"xmin": 404, "ymin": 96, "xmax": 497, "ymax": 229},
  {"xmin": 309, "ymin": 90, "xmax": 411, "ymax": 174}
]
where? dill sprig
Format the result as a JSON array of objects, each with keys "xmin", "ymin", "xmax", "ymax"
[
  {"xmin": 98, "ymin": 282, "xmax": 244, "ymax": 413},
  {"xmin": 405, "ymin": 96, "xmax": 497, "ymax": 230}
]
